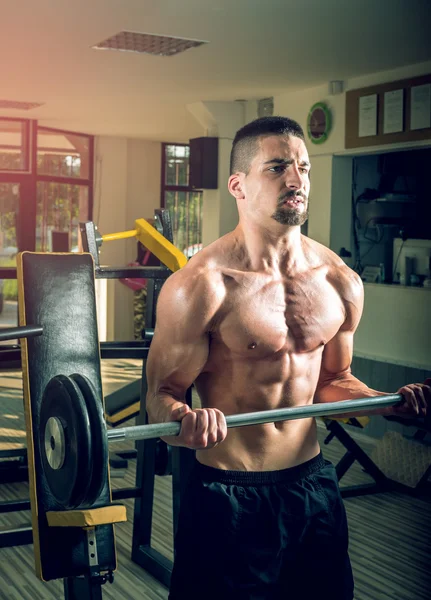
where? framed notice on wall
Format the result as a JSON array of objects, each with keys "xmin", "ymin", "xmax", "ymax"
[
  {"xmin": 358, "ymin": 94, "xmax": 377, "ymax": 137},
  {"xmin": 345, "ymin": 73, "xmax": 431, "ymax": 149},
  {"xmin": 410, "ymin": 83, "xmax": 431, "ymax": 130},
  {"xmin": 383, "ymin": 89, "xmax": 404, "ymax": 134}
]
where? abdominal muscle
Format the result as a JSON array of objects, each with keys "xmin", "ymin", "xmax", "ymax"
[
  {"xmin": 194, "ymin": 350, "xmax": 323, "ymax": 471},
  {"xmin": 196, "ymin": 418, "xmax": 320, "ymax": 471}
]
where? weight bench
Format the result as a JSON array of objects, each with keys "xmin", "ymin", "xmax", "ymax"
[
  {"xmin": 18, "ymin": 251, "xmax": 125, "ymax": 598},
  {"xmin": 323, "ymin": 414, "xmax": 431, "ymax": 497}
]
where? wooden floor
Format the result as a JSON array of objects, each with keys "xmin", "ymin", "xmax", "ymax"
[{"xmin": 1, "ymin": 364, "xmax": 430, "ymax": 600}]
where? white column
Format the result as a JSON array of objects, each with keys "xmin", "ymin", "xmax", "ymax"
[{"xmin": 93, "ymin": 136, "xmax": 129, "ymax": 341}]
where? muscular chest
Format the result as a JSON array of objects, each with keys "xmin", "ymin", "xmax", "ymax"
[{"xmin": 218, "ymin": 274, "xmax": 344, "ymax": 356}]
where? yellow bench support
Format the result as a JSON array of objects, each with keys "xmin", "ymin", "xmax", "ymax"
[
  {"xmin": 101, "ymin": 218, "xmax": 188, "ymax": 273},
  {"xmin": 47, "ymin": 504, "xmax": 127, "ymax": 528},
  {"xmin": 102, "ymin": 229, "xmax": 137, "ymax": 242}
]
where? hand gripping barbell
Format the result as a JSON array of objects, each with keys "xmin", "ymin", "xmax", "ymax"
[{"xmin": 39, "ymin": 373, "xmax": 402, "ymax": 510}]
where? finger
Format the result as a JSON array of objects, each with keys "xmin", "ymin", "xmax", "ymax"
[
  {"xmin": 412, "ymin": 384, "xmax": 427, "ymax": 416},
  {"xmin": 424, "ymin": 385, "xmax": 431, "ymax": 417},
  {"xmin": 402, "ymin": 387, "xmax": 419, "ymax": 416},
  {"xmin": 195, "ymin": 409, "xmax": 209, "ymax": 447},
  {"xmin": 179, "ymin": 411, "xmax": 198, "ymax": 445},
  {"xmin": 215, "ymin": 408, "xmax": 228, "ymax": 442},
  {"xmin": 206, "ymin": 410, "xmax": 218, "ymax": 446},
  {"xmin": 420, "ymin": 382, "xmax": 431, "ymax": 405},
  {"xmin": 195, "ymin": 409, "xmax": 209, "ymax": 435},
  {"xmin": 415, "ymin": 386, "xmax": 427, "ymax": 416},
  {"xmin": 395, "ymin": 387, "xmax": 411, "ymax": 413}
]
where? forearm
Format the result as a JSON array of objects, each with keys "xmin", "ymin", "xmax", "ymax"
[
  {"xmin": 315, "ymin": 370, "xmax": 393, "ymax": 417},
  {"xmin": 146, "ymin": 388, "xmax": 188, "ymax": 424}
]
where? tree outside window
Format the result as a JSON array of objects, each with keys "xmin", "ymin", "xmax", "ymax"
[{"xmin": 161, "ymin": 143, "xmax": 203, "ymax": 257}]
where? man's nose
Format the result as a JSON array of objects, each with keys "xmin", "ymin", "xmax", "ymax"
[{"xmin": 285, "ymin": 165, "xmax": 302, "ymax": 189}]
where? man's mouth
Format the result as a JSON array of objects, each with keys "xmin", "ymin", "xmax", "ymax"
[{"xmin": 282, "ymin": 196, "xmax": 304, "ymax": 208}]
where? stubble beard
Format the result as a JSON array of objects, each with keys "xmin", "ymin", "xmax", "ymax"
[{"xmin": 271, "ymin": 192, "xmax": 309, "ymax": 226}]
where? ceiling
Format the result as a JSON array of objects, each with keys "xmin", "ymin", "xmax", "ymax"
[{"xmin": 0, "ymin": 0, "xmax": 430, "ymax": 142}]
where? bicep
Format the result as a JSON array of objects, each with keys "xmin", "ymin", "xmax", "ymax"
[
  {"xmin": 146, "ymin": 269, "xmax": 217, "ymax": 400},
  {"xmin": 146, "ymin": 322, "xmax": 209, "ymax": 400},
  {"xmin": 320, "ymin": 269, "xmax": 364, "ymax": 380},
  {"xmin": 320, "ymin": 329, "xmax": 354, "ymax": 379}
]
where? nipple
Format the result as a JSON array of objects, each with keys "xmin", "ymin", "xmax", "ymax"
[{"xmin": 248, "ymin": 342, "xmax": 257, "ymax": 350}]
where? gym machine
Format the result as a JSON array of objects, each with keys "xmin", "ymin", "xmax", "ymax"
[{"xmin": 0, "ymin": 210, "xmax": 186, "ymax": 555}]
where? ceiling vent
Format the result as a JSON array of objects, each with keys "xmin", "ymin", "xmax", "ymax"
[
  {"xmin": 258, "ymin": 97, "xmax": 274, "ymax": 118},
  {"xmin": 93, "ymin": 31, "xmax": 208, "ymax": 57},
  {"xmin": 0, "ymin": 100, "xmax": 44, "ymax": 110}
]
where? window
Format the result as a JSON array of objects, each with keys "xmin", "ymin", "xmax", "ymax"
[
  {"xmin": 0, "ymin": 119, "xmax": 30, "ymax": 172},
  {"xmin": 161, "ymin": 143, "xmax": 203, "ymax": 257},
  {"xmin": 36, "ymin": 182, "xmax": 89, "ymax": 252},
  {"xmin": 0, "ymin": 119, "xmax": 93, "ymax": 331},
  {"xmin": 37, "ymin": 128, "xmax": 90, "ymax": 179},
  {"xmin": 35, "ymin": 127, "xmax": 93, "ymax": 253}
]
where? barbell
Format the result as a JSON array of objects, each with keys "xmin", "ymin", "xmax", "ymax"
[
  {"xmin": 107, "ymin": 394, "xmax": 401, "ymax": 442},
  {"xmin": 39, "ymin": 373, "xmax": 403, "ymax": 510}
]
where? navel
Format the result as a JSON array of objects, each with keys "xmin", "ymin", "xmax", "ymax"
[{"xmin": 248, "ymin": 341, "xmax": 257, "ymax": 350}]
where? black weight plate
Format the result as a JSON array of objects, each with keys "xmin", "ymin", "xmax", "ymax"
[
  {"xmin": 155, "ymin": 439, "xmax": 172, "ymax": 476},
  {"xmin": 39, "ymin": 375, "xmax": 92, "ymax": 509},
  {"xmin": 70, "ymin": 373, "xmax": 108, "ymax": 507}
]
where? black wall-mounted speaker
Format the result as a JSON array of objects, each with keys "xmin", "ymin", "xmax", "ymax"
[{"xmin": 189, "ymin": 137, "xmax": 218, "ymax": 189}]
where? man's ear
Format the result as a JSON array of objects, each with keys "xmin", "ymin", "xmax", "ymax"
[{"xmin": 228, "ymin": 173, "xmax": 245, "ymax": 200}]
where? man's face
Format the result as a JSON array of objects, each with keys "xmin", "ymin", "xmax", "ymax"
[{"xmin": 240, "ymin": 134, "xmax": 310, "ymax": 227}]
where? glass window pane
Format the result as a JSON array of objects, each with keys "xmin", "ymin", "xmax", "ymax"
[
  {"xmin": 0, "ymin": 119, "xmax": 29, "ymax": 171},
  {"xmin": 36, "ymin": 182, "xmax": 89, "ymax": 252},
  {"xmin": 37, "ymin": 128, "xmax": 90, "ymax": 179},
  {"xmin": 0, "ymin": 182, "xmax": 19, "ymax": 332},
  {"xmin": 165, "ymin": 190, "xmax": 203, "ymax": 256},
  {"xmin": 165, "ymin": 144, "xmax": 189, "ymax": 186},
  {"xmin": 0, "ymin": 183, "xmax": 19, "ymax": 263}
]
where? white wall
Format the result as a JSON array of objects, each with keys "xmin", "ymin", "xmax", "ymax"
[
  {"xmin": 93, "ymin": 136, "xmax": 161, "ymax": 340},
  {"xmin": 125, "ymin": 139, "xmax": 162, "ymax": 264},
  {"xmin": 355, "ymin": 285, "xmax": 431, "ymax": 369},
  {"xmin": 93, "ymin": 136, "xmax": 128, "ymax": 341}
]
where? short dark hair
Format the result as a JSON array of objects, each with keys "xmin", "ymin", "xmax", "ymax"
[{"xmin": 230, "ymin": 116, "xmax": 305, "ymax": 175}]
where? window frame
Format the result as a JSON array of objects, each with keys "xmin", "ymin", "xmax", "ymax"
[
  {"xmin": 0, "ymin": 117, "xmax": 31, "ymax": 174},
  {"xmin": 160, "ymin": 142, "xmax": 197, "ymax": 203},
  {"xmin": 160, "ymin": 142, "xmax": 203, "ymax": 253},
  {"xmin": 0, "ymin": 119, "xmax": 94, "ymax": 279}
]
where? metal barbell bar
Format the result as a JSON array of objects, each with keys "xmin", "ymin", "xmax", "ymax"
[
  {"xmin": 0, "ymin": 325, "xmax": 43, "ymax": 342},
  {"xmin": 107, "ymin": 394, "xmax": 402, "ymax": 443}
]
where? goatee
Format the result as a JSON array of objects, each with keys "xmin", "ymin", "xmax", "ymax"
[{"xmin": 271, "ymin": 192, "xmax": 309, "ymax": 226}]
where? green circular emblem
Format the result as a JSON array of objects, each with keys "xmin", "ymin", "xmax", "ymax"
[{"xmin": 307, "ymin": 102, "xmax": 332, "ymax": 144}]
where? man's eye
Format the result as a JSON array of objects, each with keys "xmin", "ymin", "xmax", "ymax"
[{"xmin": 269, "ymin": 166, "xmax": 284, "ymax": 173}]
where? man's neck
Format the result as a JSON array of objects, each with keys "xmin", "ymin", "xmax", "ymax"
[{"xmin": 235, "ymin": 220, "xmax": 306, "ymax": 274}]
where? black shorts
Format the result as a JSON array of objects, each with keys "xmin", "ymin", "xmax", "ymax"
[{"xmin": 169, "ymin": 453, "xmax": 354, "ymax": 600}]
